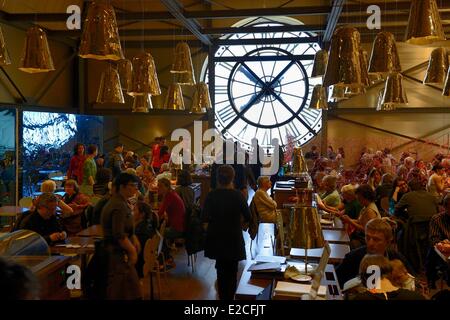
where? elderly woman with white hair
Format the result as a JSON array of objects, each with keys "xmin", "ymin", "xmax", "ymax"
[
  {"xmin": 252, "ymin": 176, "xmax": 285, "ymax": 255},
  {"xmin": 37, "ymin": 180, "xmax": 73, "ymax": 215},
  {"xmin": 317, "ymin": 175, "xmax": 341, "ymax": 209}
]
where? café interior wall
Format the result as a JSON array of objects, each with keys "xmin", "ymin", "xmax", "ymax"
[
  {"xmin": 0, "ymin": 23, "xmax": 75, "ymax": 108},
  {"xmin": 325, "ymin": 114, "xmax": 450, "ymax": 168}
]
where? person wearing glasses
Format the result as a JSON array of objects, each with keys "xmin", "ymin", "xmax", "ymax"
[
  {"xmin": 18, "ymin": 192, "xmax": 67, "ymax": 244},
  {"xmin": 101, "ymin": 173, "xmax": 142, "ymax": 300}
]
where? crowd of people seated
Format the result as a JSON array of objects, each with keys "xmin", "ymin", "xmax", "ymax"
[{"xmin": 6, "ymin": 140, "xmax": 450, "ymax": 301}]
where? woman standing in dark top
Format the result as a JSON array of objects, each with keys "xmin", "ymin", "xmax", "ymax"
[
  {"xmin": 101, "ymin": 173, "xmax": 142, "ymax": 300},
  {"xmin": 203, "ymin": 165, "xmax": 251, "ymax": 300}
]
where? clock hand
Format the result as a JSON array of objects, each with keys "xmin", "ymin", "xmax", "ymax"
[{"xmin": 239, "ymin": 63, "xmax": 265, "ymax": 87}]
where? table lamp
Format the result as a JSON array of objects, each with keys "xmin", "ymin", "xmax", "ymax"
[{"xmin": 289, "ymin": 206, "xmax": 325, "ymax": 274}]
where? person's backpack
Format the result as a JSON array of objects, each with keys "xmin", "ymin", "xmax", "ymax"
[
  {"xmin": 247, "ymin": 200, "xmax": 259, "ymax": 240},
  {"xmin": 185, "ymin": 204, "xmax": 205, "ymax": 255}
]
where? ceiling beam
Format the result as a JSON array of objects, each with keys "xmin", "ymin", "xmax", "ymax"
[
  {"xmin": 50, "ymin": 24, "xmax": 326, "ymax": 38},
  {"xmin": 122, "ymin": 40, "xmax": 205, "ymax": 48},
  {"xmin": 323, "ymin": 0, "xmax": 345, "ymax": 47},
  {"xmin": 214, "ymin": 36, "xmax": 319, "ymax": 46},
  {"xmin": 4, "ymin": 2, "xmax": 450, "ymax": 23},
  {"xmin": 160, "ymin": 0, "xmax": 212, "ymax": 46}
]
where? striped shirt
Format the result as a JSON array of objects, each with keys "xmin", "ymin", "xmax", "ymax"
[{"xmin": 429, "ymin": 212, "xmax": 450, "ymax": 245}]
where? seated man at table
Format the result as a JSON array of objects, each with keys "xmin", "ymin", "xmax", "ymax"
[
  {"xmin": 18, "ymin": 192, "xmax": 67, "ymax": 244},
  {"xmin": 425, "ymin": 194, "xmax": 450, "ymax": 289},
  {"xmin": 336, "ymin": 218, "xmax": 412, "ymax": 288}
]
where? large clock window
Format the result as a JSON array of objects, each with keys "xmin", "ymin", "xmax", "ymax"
[{"xmin": 202, "ymin": 17, "xmax": 322, "ymax": 152}]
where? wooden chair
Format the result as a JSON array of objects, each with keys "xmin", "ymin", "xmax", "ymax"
[{"xmin": 143, "ymin": 221, "xmax": 168, "ymax": 299}]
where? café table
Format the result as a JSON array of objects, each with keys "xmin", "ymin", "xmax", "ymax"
[
  {"xmin": 76, "ymin": 224, "xmax": 104, "ymax": 237},
  {"xmin": 322, "ymin": 229, "xmax": 350, "ymax": 245},
  {"xmin": 0, "ymin": 206, "xmax": 28, "ymax": 228},
  {"xmin": 290, "ymin": 243, "xmax": 350, "ymax": 265},
  {"xmin": 235, "ymin": 260, "xmax": 342, "ymax": 300}
]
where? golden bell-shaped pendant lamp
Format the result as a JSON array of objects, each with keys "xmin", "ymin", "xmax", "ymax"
[
  {"xmin": 424, "ymin": 48, "xmax": 449, "ymax": 84},
  {"xmin": 368, "ymin": 32, "xmax": 401, "ymax": 75},
  {"xmin": 289, "ymin": 206, "xmax": 324, "ymax": 249},
  {"xmin": 443, "ymin": 67, "xmax": 450, "ymax": 96},
  {"xmin": 171, "ymin": 42, "xmax": 195, "ymax": 74},
  {"xmin": 0, "ymin": 27, "xmax": 11, "ymax": 66},
  {"xmin": 376, "ymin": 89, "xmax": 394, "ymax": 111},
  {"xmin": 405, "ymin": 0, "xmax": 446, "ymax": 45},
  {"xmin": 345, "ymin": 86, "xmax": 366, "ymax": 97},
  {"xmin": 359, "ymin": 48, "xmax": 370, "ymax": 87},
  {"xmin": 19, "ymin": 26, "xmax": 55, "ymax": 73},
  {"xmin": 96, "ymin": 65, "xmax": 125, "ymax": 104},
  {"xmin": 309, "ymin": 85, "xmax": 328, "ymax": 110},
  {"xmin": 79, "ymin": 2, "xmax": 124, "ymax": 61},
  {"xmin": 329, "ymin": 85, "xmax": 347, "ymax": 102},
  {"xmin": 164, "ymin": 83, "xmax": 185, "ymax": 110},
  {"xmin": 175, "ymin": 70, "xmax": 196, "ymax": 86},
  {"xmin": 128, "ymin": 52, "xmax": 161, "ymax": 96},
  {"xmin": 379, "ymin": 73, "xmax": 408, "ymax": 109},
  {"xmin": 323, "ymin": 27, "xmax": 363, "ymax": 89},
  {"xmin": 132, "ymin": 94, "xmax": 152, "ymax": 113},
  {"xmin": 117, "ymin": 59, "xmax": 132, "ymax": 92},
  {"xmin": 191, "ymin": 82, "xmax": 211, "ymax": 113},
  {"xmin": 311, "ymin": 49, "xmax": 328, "ymax": 78},
  {"xmin": 292, "ymin": 147, "xmax": 308, "ymax": 174}
]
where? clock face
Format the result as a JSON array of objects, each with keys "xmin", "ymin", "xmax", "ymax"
[{"xmin": 204, "ymin": 23, "xmax": 322, "ymax": 152}]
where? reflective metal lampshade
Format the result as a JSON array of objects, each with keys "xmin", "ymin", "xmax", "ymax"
[
  {"xmin": 379, "ymin": 73, "xmax": 408, "ymax": 109},
  {"xmin": 289, "ymin": 206, "xmax": 324, "ymax": 249},
  {"xmin": 171, "ymin": 42, "xmax": 195, "ymax": 74},
  {"xmin": 128, "ymin": 52, "xmax": 161, "ymax": 96},
  {"xmin": 0, "ymin": 27, "xmax": 11, "ymax": 66},
  {"xmin": 424, "ymin": 47, "xmax": 449, "ymax": 84},
  {"xmin": 368, "ymin": 32, "xmax": 401, "ymax": 75},
  {"xmin": 96, "ymin": 65, "xmax": 125, "ymax": 104},
  {"xmin": 323, "ymin": 27, "xmax": 363, "ymax": 89},
  {"xmin": 359, "ymin": 48, "xmax": 370, "ymax": 87},
  {"xmin": 132, "ymin": 94, "xmax": 152, "ymax": 113},
  {"xmin": 164, "ymin": 83, "xmax": 185, "ymax": 110},
  {"xmin": 19, "ymin": 26, "xmax": 55, "ymax": 73},
  {"xmin": 443, "ymin": 67, "xmax": 450, "ymax": 96},
  {"xmin": 175, "ymin": 70, "xmax": 196, "ymax": 86},
  {"xmin": 345, "ymin": 86, "xmax": 366, "ymax": 97},
  {"xmin": 191, "ymin": 82, "xmax": 211, "ymax": 113},
  {"xmin": 309, "ymin": 85, "xmax": 328, "ymax": 110},
  {"xmin": 405, "ymin": 0, "xmax": 446, "ymax": 45},
  {"xmin": 117, "ymin": 59, "xmax": 132, "ymax": 92},
  {"xmin": 79, "ymin": 2, "xmax": 124, "ymax": 60},
  {"xmin": 311, "ymin": 49, "xmax": 328, "ymax": 78},
  {"xmin": 329, "ymin": 85, "xmax": 347, "ymax": 102},
  {"xmin": 292, "ymin": 147, "xmax": 308, "ymax": 174}
]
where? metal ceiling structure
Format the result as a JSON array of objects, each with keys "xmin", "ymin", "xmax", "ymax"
[{"xmin": 0, "ymin": 0, "xmax": 449, "ymax": 49}]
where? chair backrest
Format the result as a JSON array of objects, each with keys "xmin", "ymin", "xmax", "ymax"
[
  {"xmin": 247, "ymin": 199, "xmax": 259, "ymax": 240},
  {"xmin": 143, "ymin": 233, "xmax": 161, "ymax": 276},
  {"xmin": 19, "ymin": 197, "xmax": 33, "ymax": 208}
]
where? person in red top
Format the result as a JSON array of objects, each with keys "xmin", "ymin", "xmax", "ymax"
[
  {"xmin": 151, "ymin": 137, "xmax": 161, "ymax": 173},
  {"xmin": 67, "ymin": 143, "xmax": 85, "ymax": 185},
  {"xmin": 157, "ymin": 177, "xmax": 185, "ymax": 241}
]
